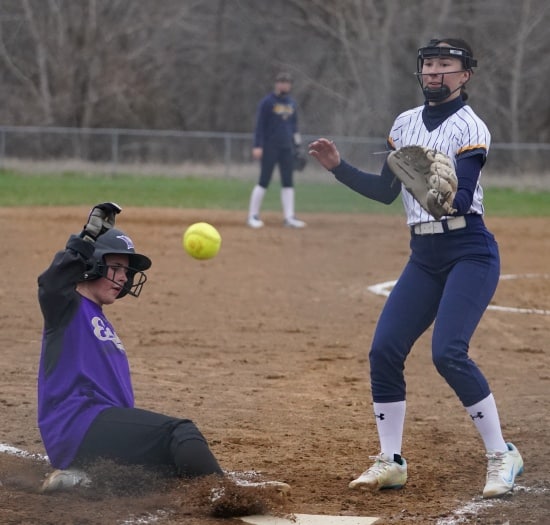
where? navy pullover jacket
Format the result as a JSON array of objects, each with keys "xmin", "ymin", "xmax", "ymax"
[{"xmin": 253, "ymin": 92, "xmax": 298, "ymax": 150}]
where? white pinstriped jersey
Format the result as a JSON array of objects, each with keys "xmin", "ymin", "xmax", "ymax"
[{"xmin": 388, "ymin": 104, "xmax": 491, "ymax": 225}]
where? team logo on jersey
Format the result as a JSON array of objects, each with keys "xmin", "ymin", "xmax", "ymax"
[
  {"xmin": 91, "ymin": 316, "xmax": 126, "ymax": 352},
  {"xmin": 273, "ymin": 103, "xmax": 294, "ymax": 120}
]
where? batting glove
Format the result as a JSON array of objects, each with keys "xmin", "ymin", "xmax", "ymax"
[{"xmin": 80, "ymin": 202, "xmax": 122, "ymax": 242}]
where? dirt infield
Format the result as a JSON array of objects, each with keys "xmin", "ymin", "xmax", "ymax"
[{"xmin": 0, "ymin": 207, "xmax": 549, "ymax": 524}]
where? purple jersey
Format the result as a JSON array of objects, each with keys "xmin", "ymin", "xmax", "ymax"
[{"xmin": 37, "ymin": 235, "xmax": 134, "ymax": 468}]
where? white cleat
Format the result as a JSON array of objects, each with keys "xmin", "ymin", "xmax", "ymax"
[
  {"xmin": 283, "ymin": 217, "xmax": 306, "ymax": 228},
  {"xmin": 483, "ymin": 442, "xmax": 524, "ymax": 498},
  {"xmin": 247, "ymin": 215, "xmax": 264, "ymax": 229},
  {"xmin": 41, "ymin": 468, "xmax": 91, "ymax": 493},
  {"xmin": 349, "ymin": 453, "xmax": 407, "ymax": 491}
]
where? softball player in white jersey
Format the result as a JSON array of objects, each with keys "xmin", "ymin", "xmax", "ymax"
[{"xmin": 309, "ymin": 38, "xmax": 523, "ymax": 499}]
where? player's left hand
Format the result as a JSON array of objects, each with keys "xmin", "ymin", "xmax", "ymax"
[
  {"xmin": 81, "ymin": 202, "xmax": 122, "ymax": 242},
  {"xmin": 308, "ymin": 138, "xmax": 341, "ymax": 170}
]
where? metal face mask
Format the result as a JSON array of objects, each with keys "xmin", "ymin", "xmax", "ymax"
[{"xmin": 416, "ymin": 44, "xmax": 477, "ymax": 103}]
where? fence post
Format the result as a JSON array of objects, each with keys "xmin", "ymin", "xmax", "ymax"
[
  {"xmin": 224, "ymin": 133, "xmax": 231, "ymax": 177},
  {"xmin": 111, "ymin": 130, "xmax": 119, "ymax": 175},
  {"xmin": 0, "ymin": 129, "xmax": 5, "ymax": 170}
]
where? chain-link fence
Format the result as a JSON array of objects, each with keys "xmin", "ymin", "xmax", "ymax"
[{"xmin": 1, "ymin": 126, "xmax": 549, "ymax": 189}]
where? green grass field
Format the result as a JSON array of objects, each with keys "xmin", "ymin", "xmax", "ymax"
[{"xmin": 1, "ymin": 169, "xmax": 548, "ymax": 216}]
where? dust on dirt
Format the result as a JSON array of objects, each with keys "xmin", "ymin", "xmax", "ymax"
[{"xmin": 0, "ymin": 207, "xmax": 548, "ymax": 524}]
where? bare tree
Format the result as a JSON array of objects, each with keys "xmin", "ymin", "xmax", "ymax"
[{"xmin": 0, "ymin": 0, "xmax": 549, "ymax": 145}]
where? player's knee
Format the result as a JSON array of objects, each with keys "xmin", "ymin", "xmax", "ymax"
[
  {"xmin": 370, "ymin": 324, "xmax": 409, "ymax": 364},
  {"xmin": 431, "ymin": 343, "xmax": 466, "ymax": 378},
  {"xmin": 170, "ymin": 419, "xmax": 222, "ymax": 477},
  {"xmin": 171, "ymin": 419, "xmax": 205, "ymax": 445},
  {"xmin": 259, "ymin": 170, "xmax": 274, "ymax": 188},
  {"xmin": 432, "ymin": 352, "xmax": 452, "ymax": 377}
]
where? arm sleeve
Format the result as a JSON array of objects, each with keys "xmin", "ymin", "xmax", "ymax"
[
  {"xmin": 331, "ymin": 159, "xmax": 401, "ymax": 205},
  {"xmin": 38, "ymin": 235, "xmax": 95, "ymax": 327},
  {"xmin": 452, "ymin": 154, "xmax": 484, "ymax": 215},
  {"xmin": 292, "ymin": 99, "xmax": 298, "ymax": 136},
  {"xmin": 253, "ymin": 98, "xmax": 268, "ymax": 148}
]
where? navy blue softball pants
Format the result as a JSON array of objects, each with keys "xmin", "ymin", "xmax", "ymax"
[
  {"xmin": 369, "ymin": 216, "xmax": 500, "ymax": 407},
  {"xmin": 259, "ymin": 144, "xmax": 294, "ymax": 188}
]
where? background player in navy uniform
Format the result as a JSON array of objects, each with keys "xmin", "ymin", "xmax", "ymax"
[
  {"xmin": 308, "ymin": 38, "xmax": 523, "ymax": 498},
  {"xmin": 247, "ymin": 72, "xmax": 306, "ymax": 229},
  {"xmin": 37, "ymin": 203, "xmax": 224, "ymax": 491}
]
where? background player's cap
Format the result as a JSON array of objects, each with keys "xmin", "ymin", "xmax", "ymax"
[{"xmin": 275, "ymin": 71, "xmax": 292, "ymax": 83}]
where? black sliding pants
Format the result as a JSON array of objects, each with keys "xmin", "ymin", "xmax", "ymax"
[{"xmin": 74, "ymin": 407, "xmax": 223, "ymax": 478}]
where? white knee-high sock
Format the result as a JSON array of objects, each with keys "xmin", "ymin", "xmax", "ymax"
[
  {"xmin": 466, "ymin": 393, "xmax": 507, "ymax": 453},
  {"xmin": 373, "ymin": 401, "xmax": 406, "ymax": 458},
  {"xmin": 280, "ymin": 187, "xmax": 295, "ymax": 220},
  {"xmin": 249, "ymin": 185, "xmax": 266, "ymax": 218}
]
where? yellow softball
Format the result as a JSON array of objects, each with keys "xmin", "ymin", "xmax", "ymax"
[{"xmin": 182, "ymin": 222, "xmax": 222, "ymax": 260}]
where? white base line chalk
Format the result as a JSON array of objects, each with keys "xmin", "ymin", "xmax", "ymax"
[{"xmin": 368, "ymin": 274, "xmax": 550, "ymax": 315}]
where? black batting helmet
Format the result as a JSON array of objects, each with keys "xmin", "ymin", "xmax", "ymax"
[{"xmin": 82, "ymin": 228, "xmax": 151, "ymax": 298}]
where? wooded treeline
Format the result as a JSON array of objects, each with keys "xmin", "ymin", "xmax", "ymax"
[{"xmin": 1, "ymin": 0, "xmax": 548, "ymax": 143}]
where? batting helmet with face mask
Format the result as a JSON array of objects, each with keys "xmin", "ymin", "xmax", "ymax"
[{"xmin": 82, "ymin": 228, "xmax": 151, "ymax": 298}]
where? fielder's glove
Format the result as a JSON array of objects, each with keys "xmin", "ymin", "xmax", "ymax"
[
  {"xmin": 294, "ymin": 146, "xmax": 308, "ymax": 171},
  {"xmin": 80, "ymin": 202, "xmax": 122, "ymax": 242},
  {"xmin": 387, "ymin": 146, "xmax": 458, "ymax": 220}
]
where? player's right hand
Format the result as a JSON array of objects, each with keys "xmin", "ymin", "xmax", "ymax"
[
  {"xmin": 308, "ymin": 138, "xmax": 341, "ymax": 171},
  {"xmin": 252, "ymin": 147, "xmax": 263, "ymax": 161},
  {"xmin": 81, "ymin": 202, "xmax": 122, "ymax": 242}
]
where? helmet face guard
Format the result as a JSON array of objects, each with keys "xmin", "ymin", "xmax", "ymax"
[
  {"xmin": 90, "ymin": 262, "xmax": 148, "ymax": 298},
  {"xmin": 416, "ymin": 44, "xmax": 477, "ymax": 103},
  {"xmin": 82, "ymin": 228, "xmax": 151, "ymax": 299}
]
